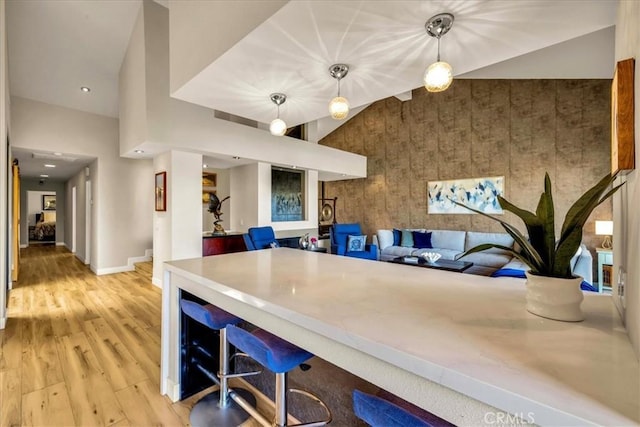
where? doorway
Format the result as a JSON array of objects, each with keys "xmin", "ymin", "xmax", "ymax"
[
  {"xmin": 85, "ymin": 180, "xmax": 91, "ymax": 265},
  {"xmin": 26, "ymin": 190, "xmax": 57, "ymax": 246},
  {"xmin": 72, "ymin": 186, "xmax": 76, "ymax": 253}
]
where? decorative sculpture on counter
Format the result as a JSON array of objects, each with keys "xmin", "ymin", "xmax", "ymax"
[
  {"xmin": 208, "ymin": 193, "xmax": 230, "ymax": 236},
  {"xmin": 299, "ymin": 233, "xmax": 310, "ymax": 249}
]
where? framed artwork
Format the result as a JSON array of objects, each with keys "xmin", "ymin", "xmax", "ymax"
[
  {"xmin": 427, "ymin": 176, "xmax": 504, "ymax": 214},
  {"xmin": 155, "ymin": 172, "xmax": 167, "ymax": 212},
  {"xmin": 202, "ymin": 172, "xmax": 217, "ymax": 204},
  {"xmin": 42, "ymin": 195, "xmax": 56, "ymax": 210},
  {"xmin": 271, "ymin": 167, "xmax": 305, "ymax": 222},
  {"xmin": 611, "ymin": 58, "xmax": 635, "ymax": 175}
]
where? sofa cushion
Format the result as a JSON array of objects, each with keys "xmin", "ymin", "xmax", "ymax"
[
  {"xmin": 412, "ymin": 231, "xmax": 432, "ymax": 249},
  {"xmin": 465, "ymin": 231, "xmax": 514, "ymax": 254},
  {"xmin": 392, "ymin": 229, "xmax": 402, "ymax": 246},
  {"xmin": 456, "ymin": 252, "xmax": 512, "ymax": 268},
  {"xmin": 428, "ymin": 230, "xmax": 466, "ymax": 252},
  {"xmin": 380, "ymin": 246, "xmax": 415, "ymax": 260},
  {"xmin": 376, "ymin": 230, "xmax": 394, "ymax": 251},
  {"xmin": 347, "ymin": 235, "xmax": 367, "ymax": 252},
  {"xmin": 400, "ymin": 230, "xmax": 414, "ymax": 247}
]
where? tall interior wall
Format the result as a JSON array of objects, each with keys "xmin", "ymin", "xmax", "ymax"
[{"xmin": 321, "ymin": 79, "xmax": 612, "ymax": 264}]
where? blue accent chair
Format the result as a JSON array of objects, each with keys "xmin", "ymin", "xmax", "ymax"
[
  {"xmin": 353, "ymin": 390, "xmax": 433, "ymax": 427},
  {"xmin": 244, "ymin": 226, "xmax": 279, "ymax": 250},
  {"xmin": 330, "ymin": 223, "xmax": 377, "ymax": 260}
]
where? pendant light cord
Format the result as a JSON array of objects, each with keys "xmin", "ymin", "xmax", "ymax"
[{"xmin": 437, "ymin": 36, "xmax": 441, "ymax": 62}]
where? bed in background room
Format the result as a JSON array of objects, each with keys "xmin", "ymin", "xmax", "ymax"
[{"xmin": 33, "ymin": 211, "xmax": 56, "ymax": 242}]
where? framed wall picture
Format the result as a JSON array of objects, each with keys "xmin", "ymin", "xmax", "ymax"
[
  {"xmin": 611, "ymin": 58, "xmax": 635, "ymax": 175},
  {"xmin": 42, "ymin": 195, "xmax": 56, "ymax": 210},
  {"xmin": 202, "ymin": 172, "xmax": 217, "ymax": 204},
  {"xmin": 155, "ymin": 171, "xmax": 167, "ymax": 212}
]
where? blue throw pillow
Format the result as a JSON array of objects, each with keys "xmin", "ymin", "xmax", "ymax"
[
  {"xmin": 392, "ymin": 229, "xmax": 401, "ymax": 246},
  {"xmin": 347, "ymin": 235, "xmax": 367, "ymax": 252},
  {"xmin": 400, "ymin": 230, "xmax": 414, "ymax": 247},
  {"xmin": 412, "ymin": 231, "xmax": 432, "ymax": 249}
]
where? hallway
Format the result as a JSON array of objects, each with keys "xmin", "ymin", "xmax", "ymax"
[{"xmin": 0, "ymin": 246, "xmax": 189, "ymax": 426}]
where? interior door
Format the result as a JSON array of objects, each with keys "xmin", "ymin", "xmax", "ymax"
[{"xmin": 11, "ymin": 162, "xmax": 19, "ymax": 282}]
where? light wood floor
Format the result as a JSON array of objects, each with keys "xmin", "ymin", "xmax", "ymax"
[{"xmin": 0, "ymin": 246, "xmax": 217, "ymax": 426}]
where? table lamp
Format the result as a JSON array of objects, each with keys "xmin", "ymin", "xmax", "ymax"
[{"xmin": 595, "ymin": 220, "xmax": 613, "ymax": 249}]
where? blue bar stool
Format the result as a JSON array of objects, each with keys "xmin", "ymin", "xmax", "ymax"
[
  {"xmin": 180, "ymin": 300, "xmax": 260, "ymax": 427},
  {"xmin": 226, "ymin": 324, "xmax": 332, "ymax": 427},
  {"xmin": 353, "ymin": 390, "xmax": 433, "ymax": 427}
]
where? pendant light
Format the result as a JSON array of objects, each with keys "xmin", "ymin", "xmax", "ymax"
[
  {"xmin": 424, "ymin": 13, "xmax": 454, "ymax": 93},
  {"xmin": 328, "ymin": 64, "xmax": 349, "ymax": 120},
  {"xmin": 269, "ymin": 93, "xmax": 287, "ymax": 136}
]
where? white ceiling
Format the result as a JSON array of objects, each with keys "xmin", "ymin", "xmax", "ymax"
[
  {"xmin": 172, "ymin": 0, "xmax": 617, "ymax": 127},
  {"xmin": 12, "ymin": 147, "xmax": 96, "ymax": 181},
  {"xmin": 5, "ymin": 0, "xmax": 617, "ymax": 177},
  {"xmin": 6, "ymin": 0, "xmax": 142, "ymax": 118}
]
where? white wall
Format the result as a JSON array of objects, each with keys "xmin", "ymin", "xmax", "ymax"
[
  {"xmin": 65, "ymin": 169, "xmax": 88, "ymax": 262},
  {"xmin": 152, "ymin": 150, "xmax": 202, "ymax": 286},
  {"xmin": 0, "ymin": 0, "xmax": 9, "ymax": 329},
  {"xmin": 614, "ymin": 0, "xmax": 640, "ymax": 358},
  {"xmin": 10, "ymin": 97, "xmax": 154, "ymax": 274},
  {"xmin": 229, "ymin": 162, "xmax": 319, "ymax": 237},
  {"xmin": 119, "ymin": 6, "xmax": 148, "ymax": 155},
  {"xmin": 168, "ymin": 0, "xmax": 286, "ymax": 94},
  {"xmin": 26, "ymin": 190, "xmax": 55, "ymax": 226}
]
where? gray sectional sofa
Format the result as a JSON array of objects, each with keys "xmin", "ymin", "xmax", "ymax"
[{"xmin": 374, "ymin": 228, "xmax": 593, "ymax": 285}]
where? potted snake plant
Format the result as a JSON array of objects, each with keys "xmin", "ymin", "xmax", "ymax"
[{"xmin": 454, "ymin": 172, "xmax": 622, "ymax": 321}]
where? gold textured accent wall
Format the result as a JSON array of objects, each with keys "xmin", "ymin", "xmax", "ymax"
[{"xmin": 320, "ymin": 79, "xmax": 612, "ymax": 256}]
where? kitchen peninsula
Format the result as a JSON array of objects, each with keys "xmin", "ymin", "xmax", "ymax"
[{"xmin": 161, "ymin": 248, "xmax": 639, "ymax": 426}]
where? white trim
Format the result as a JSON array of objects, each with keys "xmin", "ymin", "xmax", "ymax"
[
  {"xmin": 56, "ymin": 242, "xmax": 64, "ymax": 246},
  {"xmin": 20, "ymin": 244, "xmax": 27, "ymax": 249},
  {"xmin": 152, "ymin": 276, "xmax": 162, "ymax": 288},
  {"xmin": 0, "ymin": 315, "xmax": 5, "ymax": 329},
  {"xmin": 127, "ymin": 249, "xmax": 153, "ymax": 268},
  {"xmin": 95, "ymin": 265, "xmax": 135, "ymax": 276},
  {"xmin": 94, "ymin": 249, "xmax": 154, "ymax": 276}
]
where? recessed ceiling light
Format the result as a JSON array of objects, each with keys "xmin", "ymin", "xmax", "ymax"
[
  {"xmin": 232, "ymin": 156, "xmax": 241, "ymax": 160},
  {"xmin": 44, "ymin": 164, "xmax": 56, "ymax": 168},
  {"xmin": 81, "ymin": 86, "xmax": 91, "ymax": 92},
  {"xmin": 203, "ymin": 164, "xmax": 208, "ymax": 168},
  {"xmin": 54, "ymin": 152, "xmax": 62, "ymax": 156},
  {"xmin": 40, "ymin": 174, "xmax": 49, "ymax": 178},
  {"xmin": 134, "ymin": 149, "xmax": 144, "ymax": 154}
]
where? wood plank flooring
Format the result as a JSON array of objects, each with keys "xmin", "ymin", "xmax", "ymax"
[{"xmin": 0, "ymin": 247, "xmax": 199, "ymax": 426}]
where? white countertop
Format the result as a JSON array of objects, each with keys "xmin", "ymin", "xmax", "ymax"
[{"xmin": 165, "ymin": 248, "xmax": 639, "ymax": 426}]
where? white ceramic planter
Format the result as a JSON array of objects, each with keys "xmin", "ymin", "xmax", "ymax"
[{"xmin": 525, "ymin": 271, "xmax": 584, "ymax": 322}]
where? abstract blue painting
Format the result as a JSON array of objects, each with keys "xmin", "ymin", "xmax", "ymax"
[{"xmin": 427, "ymin": 176, "xmax": 504, "ymax": 214}]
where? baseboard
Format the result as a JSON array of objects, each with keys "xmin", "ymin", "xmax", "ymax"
[
  {"xmin": 56, "ymin": 242, "xmax": 64, "ymax": 246},
  {"xmin": 0, "ymin": 315, "xmax": 6, "ymax": 329},
  {"xmin": 19, "ymin": 244, "xmax": 28, "ymax": 248},
  {"xmin": 94, "ymin": 248, "xmax": 153, "ymax": 276},
  {"xmin": 152, "ymin": 276, "xmax": 162, "ymax": 288},
  {"xmin": 95, "ymin": 265, "xmax": 135, "ymax": 276}
]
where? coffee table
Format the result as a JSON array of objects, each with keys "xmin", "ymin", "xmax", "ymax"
[{"xmin": 389, "ymin": 256, "xmax": 473, "ymax": 273}]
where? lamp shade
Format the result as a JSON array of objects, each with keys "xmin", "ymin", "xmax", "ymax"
[
  {"xmin": 329, "ymin": 96, "xmax": 349, "ymax": 120},
  {"xmin": 595, "ymin": 220, "xmax": 613, "ymax": 235},
  {"xmin": 424, "ymin": 61, "xmax": 453, "ymax": 92},
  {"xmin": 270, "ymin": 118, "xmax": 287, "ymax": 136}
]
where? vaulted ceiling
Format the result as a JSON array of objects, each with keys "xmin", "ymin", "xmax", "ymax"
[{"xmin": 6, "ymin": 0, "xmax": 617, "ymax": 178}]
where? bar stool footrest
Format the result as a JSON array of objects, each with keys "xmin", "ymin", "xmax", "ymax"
[
  {"xmin": 190, "ymin": 388, "xmax": 256, "ymax": 427},
  {"xmin": 286, "ymin": 388, "xmax": 332, "ymax": 427}
]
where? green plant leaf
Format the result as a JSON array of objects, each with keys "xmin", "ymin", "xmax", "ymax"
[
  {"xmin": 450, "ymin": 199, "xmax": 545, "ymax": 270},
  {"xmin": 536, "ymin": 173, "xmax": 556, "ymax": 271},
  {"xmin": 457, "ymin": 243, "xmax": 539, "ymax": 272},
  {"xmin": 552, "ymin": 226, "xmax": 583, "ymax": 278}
]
